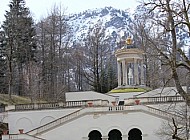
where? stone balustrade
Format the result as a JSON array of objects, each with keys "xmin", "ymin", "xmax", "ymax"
[
  {"xmin": 2, "ymin": 134, "xmax": 45, "ymax": 140},
  {"xmin": 0, "ymin": 95, "xmax": 184, "ymax": 113},
  {"xmin": 12, "ymin": 99, "xmax": 109, "ymax": 111},
  {"xmin": 145, "ymin": 106, "xmax": 184, "ymax": 125},
  {"xmin": 125, "ymin": 95, "xmax": 184, "ymax": 105}
]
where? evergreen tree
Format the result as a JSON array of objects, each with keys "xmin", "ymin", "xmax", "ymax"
[
  {"xmin": 0, "ymin": 29, "xmax": 8, "ymax": 94},
  {"xmin": 1, "ymin": 0, "xmax": 37, "ymax": 96}
]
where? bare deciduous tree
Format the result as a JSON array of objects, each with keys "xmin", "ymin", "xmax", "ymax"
[
  {"xmin": 36, "ymin": 4, "xmax": 69, "ymax": 102},
  {"xmin": 134, "ymin": 0, "xmax": 190, "ymax": 139},
  {"xmin": 137, "ymin": 0, "xmax": 190, "ymax": 104},
  {"xmin": 82, "ymin": 22, "xmax": 117, "ymax": 93}
]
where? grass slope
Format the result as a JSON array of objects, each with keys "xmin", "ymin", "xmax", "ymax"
[
  {"xmin": 109, "ymin": 87, "xmax": 150, "ymax": 93},
  {"xmin": 0, "ymin": 94, "xmax": 44, "ymax": 105}
]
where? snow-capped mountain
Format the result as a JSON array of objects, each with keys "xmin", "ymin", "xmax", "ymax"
[
  {"xmin": 67, "ymin": 6, "xmax": 133, "ymax": 42},
  {"xmin": 65, "ymin": 6, "xmax": 190, "ymax": 58}
]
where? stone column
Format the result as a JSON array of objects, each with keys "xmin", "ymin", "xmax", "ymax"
[
  {"xmin": 122, "ymin": 60, "xmax": 126, "ymax": 85},
  {"xmin": 134, "ymin": 59, "xmax": 139, "ymax": 85},
  {"xmin": 117, "ymin": 61, "xmax": 121, "ymax": 86},
  {"xmin": 122, "ymin": 134, "xmax": 128, "ymax": 140},
  {"xmin": 142, "ymin": 134, "xmax": 148, "ymax": 139},
  {"xmin": 102, "ymin": 136, "xmax": 109, "ymax": 140},
  {"xmin": 125, "ymin": 61, "xmax": 128, "ymax": 85},
  {"xmin": 140, "ymin": 60, "xmax": 145, "ymax": 85}
]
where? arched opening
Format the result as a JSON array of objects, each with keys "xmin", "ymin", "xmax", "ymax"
[
  {"xmin": 88, "ymin": 130, "xmax": 102, "ymax": 140},
  {"xmin": 108, "ymin": 129, "xmax": 122, "ymax": 140},
  {"xmin": 128, "ymin": 128, "xmax": 142, "ymax": 140}
]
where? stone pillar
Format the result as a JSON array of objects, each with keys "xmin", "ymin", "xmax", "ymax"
[
  {"xmin": 117, "ymin": 61, "xmax": 121, "ymax": 86},
  {"xmin": 122, "ymin": 134, "xmax": 128, "ymax": 140},
  {"xmin": 121, "ymin": 135, "xmax": 128, "ymax": 140},
  {"xmin": 125, "ymin": 61, "xmax": 128, "ymax": 85},
  {"xmin": 122, "ymin": 60, "xmax": 126, "ymax": 85},
  {"xmin": 102, "ymin": 136, "xmax": 109, "ymax": 140},
  {"xmin": 142, "ymin": 134, "xmax": 148, "ymax": 139},
  {"xmin": 134, "ymin": 59, "xmax": 139, "ymax": 85},
  {"xmin": 140, "ymin": 60, "xmax": 145, "ymax": 85}
]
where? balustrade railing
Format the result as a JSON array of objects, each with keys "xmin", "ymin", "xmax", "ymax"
[
  {"xmin": 14, "ymin": 100, "xmax": 109, "ymax": 111},
  {"xmin": 66, "ymin": 101, "xmax": 86, "ymax": 107},
  {"xmin": 27, "ymin": 108, "xmax": 84, "ymax": 135},
  {"xmin": 2, "ymin": 134, "xmax": 45, "ymax": 140},
  {"xmin": 126, "ymin": 95, "xmax": 184, "ymax": 105},
  {"xmin": 14, "ymin": 102, "xmax": 74, "ymax": 110},
  {"xmin": 108, "ymin": 106, "xmax": 124, "ymax": 111},
  {"xmin": 15, "ymin": 104, "xmax": 35, "ymax": 110},
  {"xmin": 5, "ymin": 95, "xmax": 185, "ymax": 112},
  {"xmin": 146, "ymin": 96, "xmax": 183, "ymax": 103},
  {"xmin": 145, "ymin": 105, "xmax": 184, "ymax": 124}
]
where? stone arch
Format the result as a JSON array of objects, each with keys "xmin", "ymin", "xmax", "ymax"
[
  {"xmin": 106, "ymin": 126, "xmax": 123, "ymax": 135},
  {"xmin": 88, "ymin": 130, "xmax": 102, "ymax": 140},
  {"xmin": 108, "ymin": 129, "xmax": 122, "ymax": 140},
  {"xmin": 40, "ymin": 116, "xmax": 55, "ymax": 125},
  {"xmin": 15, "ymin": 117, "xmax": 33, "ymax": 133},
  {"xmin": 128, "ymin": 128, "xmax": 142, "ymax": 140}
]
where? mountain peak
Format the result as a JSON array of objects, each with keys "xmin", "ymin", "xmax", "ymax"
[{"xmin": 67, "ymin": 6, "xmax": 132, "ymax": 42}]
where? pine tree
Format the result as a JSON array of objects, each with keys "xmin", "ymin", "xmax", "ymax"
[
  {"xmin": 0, "ymin": 29, "xmax": 8, "ymax": 94},
  {"xmin": 1, "ymin": 0, "xmax": 37, "ymax": 96}
]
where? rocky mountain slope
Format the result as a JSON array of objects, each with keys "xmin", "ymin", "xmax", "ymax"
[
  {"xmin": 67, "ymin": 6, "xmax": 133, "ymax": 43},
  {"xmin": 66, "ymin": 6, "xmax": 190, "ymax": 57}
]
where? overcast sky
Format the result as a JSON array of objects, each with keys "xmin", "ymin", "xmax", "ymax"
[{"xmin": 0, "ymin": 0, "xmax": 140, "ymax": 22}]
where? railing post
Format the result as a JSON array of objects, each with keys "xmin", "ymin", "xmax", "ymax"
[{"xmin": 34, "ymin": 103, "xmax": 38, "ymax": 110}]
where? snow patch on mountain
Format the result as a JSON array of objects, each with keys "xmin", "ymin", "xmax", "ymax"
[{"xmin": 66, "ymin": 6, "xmax": 132, "ymax": 42}]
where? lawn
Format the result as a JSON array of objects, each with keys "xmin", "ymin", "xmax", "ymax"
[
  {"xmin": 0, "ymin": 94, "xmax": 45, "ymax": 105},
  {"xmin": 109, "ymin": 88, "xmax": 149, "ymax": 93}
]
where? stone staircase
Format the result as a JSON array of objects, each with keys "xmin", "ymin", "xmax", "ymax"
[
  {"xmin": 27, "ymin": 108, "xmax": 85, "ymax": 135},
  {"xmin": 2, "ymin": 133, "xmax": 46, "ymax": 140},
  {"xmin": 25, "ymin": 105, "xmax": 184, "ymax": 136}
]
